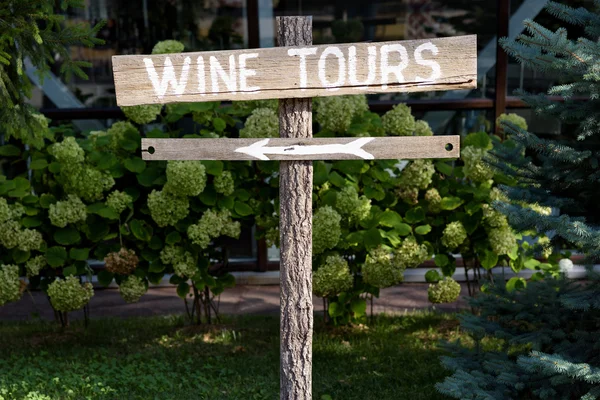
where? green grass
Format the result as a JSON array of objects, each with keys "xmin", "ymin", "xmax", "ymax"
[{"xmin": 0, "ymin": 312, "xmax": 465, "ymax": 400}]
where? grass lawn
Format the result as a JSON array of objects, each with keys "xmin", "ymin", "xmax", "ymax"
[{"xmin": 0, "ymin": 312, "xmax": 464, "ymax": 400}]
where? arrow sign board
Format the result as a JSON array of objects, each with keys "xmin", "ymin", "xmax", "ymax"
[
  {"xmin": 112, "ymin": 35, "xmax": 476, "ymax": 106},
  {"xmin": 141, "ymin": 136, "xmax": 460, "ymax": 161}
]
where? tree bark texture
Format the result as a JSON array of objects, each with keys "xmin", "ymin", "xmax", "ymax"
[{"xmin": 277, "ymin": 16, "xmax": 313, "ymax": 400}]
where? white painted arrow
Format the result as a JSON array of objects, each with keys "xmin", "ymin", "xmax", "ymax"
[{"xmin": 234, "ymin": 138, "xmax": 375, "ymax": 161}]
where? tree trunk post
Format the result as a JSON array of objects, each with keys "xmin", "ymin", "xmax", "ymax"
[{"xmin": 277, "ymin": 16, "xmax": 313, "ymax": 400}]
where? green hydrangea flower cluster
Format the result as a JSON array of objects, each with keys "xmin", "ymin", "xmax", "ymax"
[
  {"xmin": 335, "ymin": 186, "xmax": 371, "ymax": 222},
  {"xmin": 119, "ymin": 275, "xmax": 147, "ymax": 303},
  {"xmin": 314, "ymin": 95, "xmax": 368, "ymax": 133},
  {"xmin": 106, "ymin": 190, "xmax": 132, "ymax": 214},
  {"xmin": 442, "ymin": 221, "xmax": 467, "ymax": 250},
  {"xmin": 395, "ymin": 236, "xmax": 429, "ymax": 268},
  {"xmin": 160, "ymin": 246, "xmax": 197, "ymax": 277},
  {"xmin": 0, "ymin": 220, "xmax": 44, "ymax": 251},
  {"xmin": 313, "ymin": 206, "xmax": 342, "ymax": 255},
  {"xmin": 462, "ymin": 146, "xmax": 494, "ymax": 182},
  {"xmin": 152, "ymin": 40, "xmax": 185, "ymax": 55},
  {"xmin": 428, "ymin": 277, "xmax": 461, "ymax": 304},
  {"xmin": 482, "ymin": 204, "xmax": 508, "ymax": 228},
  {"xmin": 0, "ymin": 264, "xmax": 22, "ymax": 306},
  {"xmin": 164, "ymin": 161, "xmax": 207, "ymax": 197},
  {"xmin": 63, "ymin": 165, "xmax": 115, "ymax": 201},
  {"xmin": 49, "ymin": 195, "xmax": 87, "ymax": 228},
  {"xmin": 382, "ymin": 104, "xmax": 416, "ymax": 136},
  {"xmin": 488, "ymin": 226, "xmax": 517, "ymax": 256},
  {"xmin": 0, "ymin": 198, "xmax": 24, "ymax": 223},
  {"xmin": 214, "ymin": 171, "xmax": 235, "ymax": 196},
  {"xmin": 312, "ymin": 255, "xmax": 353, "ymax": 298},
  {"xmin": 105, "ymin": 121, "xmax": 138, "ymax": 150},
  {"xmin": 187, "ymin": 209, "xmax": 241, "ymax": 249},
  {"xmin": 122, "ymin": 104, "xmax": 162, "ymax": 124},
  {"xmin": 240, "ymin": 108, "xmax": 279, "ymax": 138},
  {"xmin": 425, "ymin": 188, "xmax": 442, "ymax": 213},
  {"xmin": 48, "ymin": 136, "xmax": 85, "ymax": 165},
  {"xmin": 397, "ymin": 187, "xmax": 419, "ymax": 205},
  {"xmin": 414, "ymin": 120, "xmax": 434, "ymax": 136},
  {"xmin": 147, "ymin": 190, "xmax": 189, "ymax": 227},
  {"xmin": 362, "ymin": 246, "xmax": 404, "ymax": 288},
  {"xmin": 104, "ymin": 248, "xmax": 139, "ymax": 275},
  {"xmin": 398, "ymin": 159, "xmax": 436, "ymax": 190},
  {"xmin": 233, "ymin": 99, "xmax": 279, "ymax": 114},
  {"xmin": 25, "ymin": 256, "xmax": 46, "ymax": 278},
  {"xmin": 497, "ymin": 113, "xmax": 528, "ymax": 134},
  {"xmin": 47, "ymin": 276, "xmax": 94, "ymax": 312}
]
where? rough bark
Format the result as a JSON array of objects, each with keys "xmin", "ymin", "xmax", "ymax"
[{"xmin": 277, "ymin": 16, "xmax": 313, "ymax": 400}]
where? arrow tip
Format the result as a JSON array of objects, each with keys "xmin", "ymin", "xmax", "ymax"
[{"xmin": 235, "ymin": 139, "xmax": 270, "ymax": 160}]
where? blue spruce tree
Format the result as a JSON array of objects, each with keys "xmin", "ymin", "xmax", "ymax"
[{"xmin": 437, "ymin": 1, "xmax": 600, "ymax": 399}]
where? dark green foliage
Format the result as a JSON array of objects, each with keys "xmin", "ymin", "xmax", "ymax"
[
  {"xmin": 0, "ymin": 0, "xmax": 104, "ymax": 147},
  {"xmin": 0, "ymin": 313, "xmax": 463, "ymax": 399},
  {"xmin": 439, "ymin": 2, "xmax": 600, "ymax": 399}
]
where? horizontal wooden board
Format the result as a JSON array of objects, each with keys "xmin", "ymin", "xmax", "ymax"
[
  {"xmin": 113, "ymin": 36, "xmax": 476, "ymax": 106},
  {"xmin": 141, "ymin": 136, "xmax": 460, "ymax": 161}
]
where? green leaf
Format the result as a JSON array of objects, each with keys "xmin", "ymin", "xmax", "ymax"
[
  {"xmin": 85, "ymin": 218, "xmax": 110, "ymax": 242},
  {"xmin": 54, "ymin": 227, "xmax": 81, "ymax": 245},
  {"xmin": 364, "ymin": 185, "xmax": 386, "ymax": 201},
  {"xmin": 480, "ymin": 250, "xmax": 498, "ymax": 270},
  {"xmin": 136, "ymin": 166, "xmax": 163, "ymax": 187},
  {"xmin": 434, "ymin": 254, "xmax": 449, "ymax": 268},
  {"xmin": 141, "ymin": 249, "xmax": 159, "ymax": 262},
  {"xmin": 415, "ymin": 224, "xmax": 432, "ymax": 235},
  {"xmin": 379, "ymin": 210, "xmax": 403, "ymax": 229},
  {"xmin": 440, "ymin": 197, "xmax": 464, "ymax": 211},
  {"xmin": 149, "ymin": 235, "xmax": 163, "ymax": 250},
  {"xmin": 364, "ymin": 227, "xmax": 382, "ymax": 250},
  {"xmin": 148, "ymin": 261, "xmax": 165, "ymax": 273},
  {"xmin": 177, "ymin": 282, "xmax": 190, "ymax": 299},
  {"xmin": 21, "ymin": 216, "xmax": 42, "ymax": 228},
  {"xmin": 48, "ymin": 162, "xmax": 62, "ymax": 174},
  {"xmin": 12, "ymin": 249, "xmax": 30, "ymax": 263},
  {"xmin": 124, "ymin": 157, "xmax": 146, "ymax": 173},
  {"xmin": 130, "ymin": 219, "xmax": 152, "ymax": 242},
  {"xmin": 234, "ymin": 189, "xmax": 250, "ymax": 201},
  {"xmin": 202, "ymin": 160, "xmax": 224, "ymax": 175},
  {"xmin": 463, "ymin": 132, "xmax": 492, "ymax": 150},
  {"xmin": 394, "ymin": 223, "xmax": 412, "ymax": 236},
  {"xmin": 213, "ymin": 117, "xmax": 226, "ymax": 132},
  {"xmin": 30, "ymin": 159, "xmax": 48, "ymax": 170},
  {"xmin": 218, "ymin": 196, "xmax": 235, "ymax": 210},
  {"xmin": 524, "ymin": 258, "xmax": 541, "ymax": 270},
  {"xmin": 313, "ymin": 161, "xmax": 329, "ymax": 186},
  {"xmin": 464, "ymin": 202, "xmax": 482, "ymax": 215},
  {"xmin": 328, "ymin": 171, "xmax": 346, "ymax": 188},
  {"xmin": 350, "ymin": 298, "xmax": 367, "ymax": 317},
  {"xmin": 169, "ymin": 275, "xmax": 185, "ymax": 285},
  {"xmin": 39, "ymin": 194, "xmax": 57, "ymax": 208},
  {"xmin": 0, "ymin": 145, "xmax": 21, "ymax": 156},
  {"xmin": 98, "ymin": 270, "xmax": 114, "ymax": 287},
  {"xmin": 63, "ymin": 265, "xmax": 77, "ymax": 276},
  {"xmin": 217, "ymin": 273, "xmax": 235, "ymax": 288},
  {"xmin": 506, "ymin": 277, "xmax": 527, "ymax": 292},
  {"xmin": 333, "ymin": 160, "xmax": 364, "ymax": 175},
  {"xmin": 345, "ymin": 231, "xmax": 363, "ymax": 246},
  {"xmin": 96, "ymin": 206, "xmax": 119, "ymax": 220},
  {"xmin": 328, "ymin": 301, "xmax": 343, "ymax": 318},
  {"xmin": 199, "ymin": 185, "xmax": 217, "ymax": 206},
  {"xmin": 435, "ymin": 161, "xmax": 453, "ymax": 176},
  {"xmin": 95, "ymin": 153, "xmax": 118, "ymax": 170},
  {"xmin": 405, "ymin": 207, "xmax": 425, "ymax": 224},
  {"xmin": 234, "ymin": 201, "xmax": 253, "ymax": 217},
  {"xmin": 425, "ymin": 269, "xmax": 442, "ymax": 283},
  {"xmin": 69, "ymin": 248, "xmax": 90, "ymax": 261},
  {"xmin": 165, "ymin": 231, "xmax": 182, "ymax": 245}
]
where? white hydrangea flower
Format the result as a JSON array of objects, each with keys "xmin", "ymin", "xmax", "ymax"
[{"xmin": 313, "ymin": 255, "xmax": 353, "ymax": 297}]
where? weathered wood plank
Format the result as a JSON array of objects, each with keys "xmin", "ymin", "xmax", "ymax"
[
  {"xmin": 112, "ymin": 35, "xmax": 477, "ymax": 106},
  {"xmin": 141, "ymin": 136, "xmax": 460, "ymax": 161}
]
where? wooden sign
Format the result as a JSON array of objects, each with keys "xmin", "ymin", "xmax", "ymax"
[
  {"xmin": 112, "ymin": 35, "xmax": 477, "ymax": 106},
  {"xmin": 141, "ymin": 136, "xmax": 459, "ymax": 161},
  {"xmin": 111, "ymin": 16, "xmax": 471, "ymax": 400}
]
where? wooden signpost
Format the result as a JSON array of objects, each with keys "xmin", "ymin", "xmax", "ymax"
[{"xmin": 112, "ymin": 17, "xmax": 475, "ymax": 400}]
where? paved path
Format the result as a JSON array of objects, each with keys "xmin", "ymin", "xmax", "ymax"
[{"xmin": 0, "ymin": 283, "xmax": 468, "ymax": 322}]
